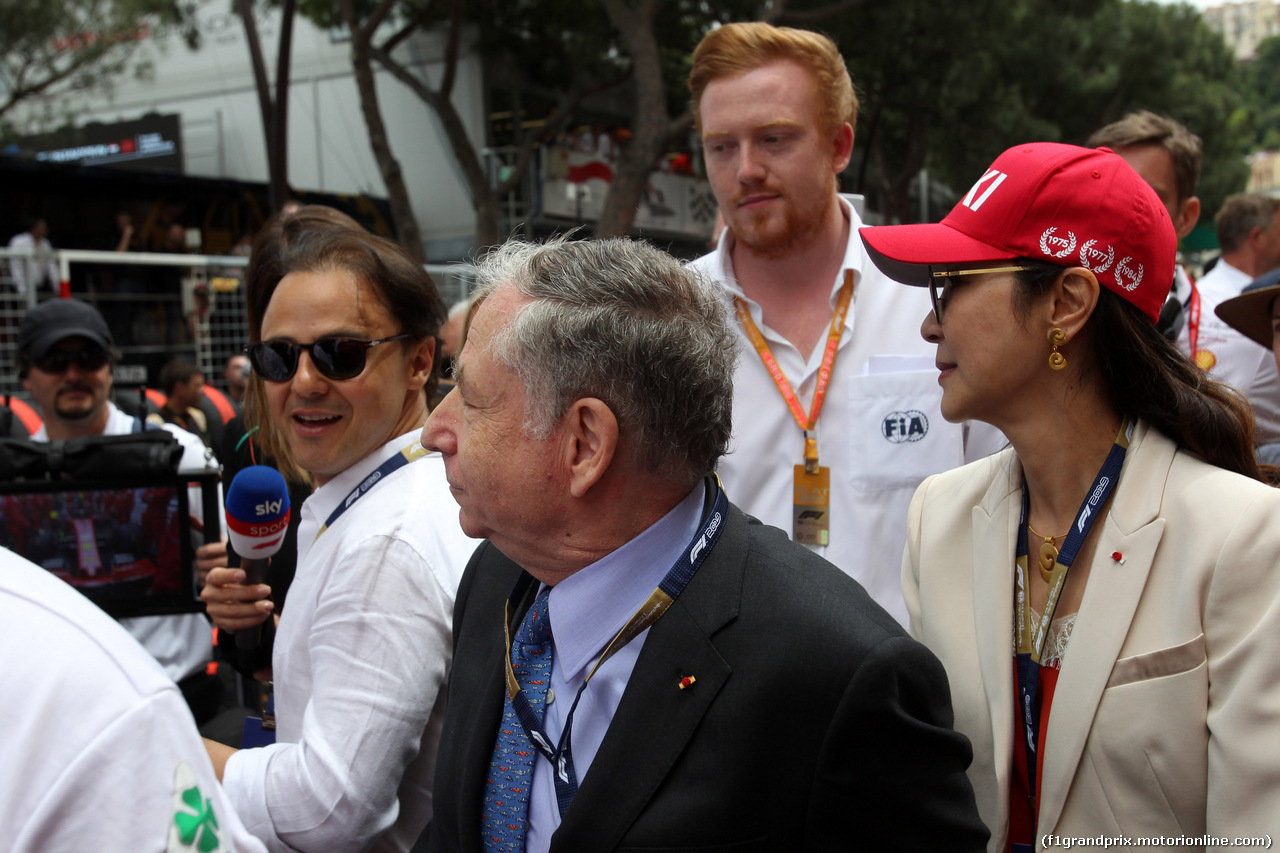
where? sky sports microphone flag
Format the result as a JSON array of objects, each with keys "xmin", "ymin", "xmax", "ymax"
[
  {"xmin": 225, "ymin": 465, "xmax": 290, "ymax": 651},
  {"xmin": 226, "ymin": 465, "xmax": 291, "ymax": 562}
]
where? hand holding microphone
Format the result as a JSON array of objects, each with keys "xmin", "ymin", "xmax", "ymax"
[{"xmin": 223, "ymin": 466, "xmax": 291, "ymax": 651}]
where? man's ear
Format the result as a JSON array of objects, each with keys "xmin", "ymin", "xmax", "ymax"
[
  {"xmin": 405, "ymin": 336, "xmax": 436, "ymax": 391},
  {"xmin": 831, "ymin": 122, "xmax": 854, "ymax": 174},
  {"xmin": 561, "ymin": 397, "xmax": 618, "ymax": 499},
  {"xmin": 1173, "ymin": 195, "xmax": 1200, "ymax": 240}
]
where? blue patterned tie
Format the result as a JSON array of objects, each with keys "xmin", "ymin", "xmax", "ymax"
[{"xmin": 482, "ymin": 587, "xmax": 553, "ymax": 850}]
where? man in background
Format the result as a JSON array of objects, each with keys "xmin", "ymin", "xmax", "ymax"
[
  {"xmin": 152, "ymin": 358, "xmax": 211, "ymax": 446},
  {"xmin": 7, "ymin": 218, "xmax": 60, "ymax": 294},
  {"xmin": 1089, "ymin": 114, "xmax": 1280, "ymax": 450},
  {"xmin": 687, "ymin": 22, "xmax": 1000, "ymax": 625},
  {"xmin": 224, "ymin": 353, "xmax": 251, "ymax": 407}
]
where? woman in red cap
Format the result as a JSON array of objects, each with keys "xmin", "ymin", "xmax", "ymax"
[{"xmin": 861, "ymin": 143, "xmax": 1280, "ymax": 850}]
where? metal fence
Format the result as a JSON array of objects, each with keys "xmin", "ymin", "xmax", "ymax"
[{"xmin": 1, "ymin": 248, "xmax": 477, "ymax": 404}]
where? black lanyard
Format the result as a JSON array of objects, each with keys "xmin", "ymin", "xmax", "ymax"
[
  {"xmin": 313, "ymin": 443, "xmax": 430, "ymax": 541},
  {"xmin": 502, "ymin": 478, "xmax": 729, "ymax": 817},
  {"xmin": 1013, "ymin": 419, "xmax": 1132, "ymax": 819}
]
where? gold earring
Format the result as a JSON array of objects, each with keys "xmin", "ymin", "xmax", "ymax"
[{"xmin": 1048, "ymin": 327, "xmax": 1067, "ymax": 371}]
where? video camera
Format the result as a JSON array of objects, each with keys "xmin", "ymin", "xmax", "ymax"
[{"xmin": 0, "ymin": 431, "xmax": 220, "ymax": 619}]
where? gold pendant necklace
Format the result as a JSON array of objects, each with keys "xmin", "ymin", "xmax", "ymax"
[{"xmin": 1027, "ymin": 522, "xmax": 1067, "ymax": 583}]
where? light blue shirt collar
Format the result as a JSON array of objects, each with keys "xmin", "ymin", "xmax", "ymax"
[{"xmin": 546, "ymin": 483, "xmax": 705, "ymax": 682}]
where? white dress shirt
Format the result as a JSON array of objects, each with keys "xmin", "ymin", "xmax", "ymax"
[
  {"xmin": 32, "ymin": 401, "xmax": 220, "ymax": 683},
  {"xmin": 0, "ymin": 546, "xmax": 267, "ymax": 853},
  {"xmin": 689, "ymin": 199, "xmax": 1003, "ymax": 626},
  {"xmin": 1176, "ymin": 258, "xmax": 1280, "ymax": 446},
  {"xmin": 525, "ymin": 484, "xmax": 705, "ymax": 852},
  {"xmin": 222, "ymin": 432, "xmax": 476, "ymax": 853}
]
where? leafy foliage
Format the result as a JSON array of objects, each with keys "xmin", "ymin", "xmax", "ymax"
[
  {"xmin": 0, "ymin": 0, "xmax": 196, "ymax": 121},
  {"xmin": 1241, "ymin": 34, "xmax": 1280, "ymax": 152},
  {"xmin": 826, "ymin": 0, "xmax": 1246, "ymax": 221}
]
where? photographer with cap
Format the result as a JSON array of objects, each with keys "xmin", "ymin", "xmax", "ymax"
[
  {"xmin": 17, "ymin": 298, "xmax": 227, "ymax": 725},
  {"xmin": 860, "ymin": 143, "xmax": 1280, "ymax": 847}
]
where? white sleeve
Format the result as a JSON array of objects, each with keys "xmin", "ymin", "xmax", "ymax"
[
  {"xmin": 1240, "ymin": 345, "xmax": 1280, "ymax": 447},
  {"xmin": 223, "ymin": 535, "xmax": 453, "ymax": 853},
  {"xmin": 13, "ymin": 688, "xmax": 266, "ymax": 853}
]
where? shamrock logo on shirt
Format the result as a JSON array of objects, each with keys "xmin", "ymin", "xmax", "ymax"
[{"xmin": 173, "ymin": 784, "xmax": 219, "ymax": 852}]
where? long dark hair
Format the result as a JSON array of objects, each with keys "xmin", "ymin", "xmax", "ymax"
[{"xmin": 1014, "ymin": 261, "xmax": 1264, "ymax": 481}]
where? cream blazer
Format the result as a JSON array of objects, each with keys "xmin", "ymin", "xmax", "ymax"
[{"xmin": 904, "ymin": 421, "xmax": 1280, "ymax": 851}]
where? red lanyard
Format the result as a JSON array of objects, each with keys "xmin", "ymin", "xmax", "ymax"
[{"xmin": 733, "ymin": 270, "xmax": 855, "ymax": 471}]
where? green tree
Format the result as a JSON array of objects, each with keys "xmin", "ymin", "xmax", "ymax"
[
  {"xmin": 830, "ymin": 0, "xmax": 1245, "ymax": 222},
  {"xmin": 0, "ymin": 0, "xmax": 195, "ymax": 122},
  {"xmin": 1242, "ymin": 34, "xmax": 1280, "ymax": 151}
]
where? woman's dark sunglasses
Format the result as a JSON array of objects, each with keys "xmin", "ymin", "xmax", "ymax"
[
  {"xmin": 34, "ymin": 346, "xmax": 109, "ymax": 374},
  {"xmin": 245, "ymin": 335, "xmax": 409, "ymax": 383}
]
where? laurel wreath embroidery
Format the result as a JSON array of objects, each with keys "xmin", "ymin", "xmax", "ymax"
[
  {"xmin": 1079, "ymin": 239, "xmax": 1115, "ymax": 273},
  {"xmin": 1115, "ymin": 257, "xmax": 1144, "ymax": 290},
  {"xmin": 1039, "ymin": 227, "xmax": 1077, "ymax": 258}
]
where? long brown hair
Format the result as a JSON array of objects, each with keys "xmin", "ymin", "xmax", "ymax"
[{"xmin": 1015, "ymin": 261, "xmax": 1264, "ymax": 481}]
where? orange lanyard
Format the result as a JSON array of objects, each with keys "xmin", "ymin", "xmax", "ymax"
[{"xmin": 734, "ymin": 270, "xmax": 855, "ymax": 472}]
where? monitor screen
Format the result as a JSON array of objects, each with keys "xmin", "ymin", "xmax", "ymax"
[{"xmin": 0, "ymin": 475, "xmax": 213, "ymax": 618}]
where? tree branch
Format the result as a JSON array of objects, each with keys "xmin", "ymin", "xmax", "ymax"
[
  {"xmin": 381, "ymin": 0, "xmax": 439, "ymax": 55},
  {"xmin": 439, "ymin": 0, "xmax": 462, "ymax": 99}
]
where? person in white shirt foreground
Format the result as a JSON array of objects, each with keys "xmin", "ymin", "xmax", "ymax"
[
  {"xmin": 200, "ymin": 209, "xmax": 477, "ymax": 853},
  {"xmin": 0, "ymin": 546, "xmax": 266, "ymax": 853}
]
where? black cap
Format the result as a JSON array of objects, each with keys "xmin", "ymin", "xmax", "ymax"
[{"xmin": 18, "ymin": 299, "xmax": 114, "ymax": 361}]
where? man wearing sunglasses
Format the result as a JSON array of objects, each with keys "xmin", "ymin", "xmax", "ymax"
[
  {"xmin": 200, "ymin": 218, "xmax": 477, "ymax": 853},
  {"xmin": 16, "ymin": 297, "xmax": 227, "ymax": 725}
]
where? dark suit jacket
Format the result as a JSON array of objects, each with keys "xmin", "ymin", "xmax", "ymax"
[{"xmin": 423, "ymin": 501, "xmax": 988, "ymax": 852}]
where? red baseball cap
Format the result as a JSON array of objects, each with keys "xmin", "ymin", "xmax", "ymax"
[{"xmin": 860, "ymin": 142, "xmax": 1177, "ymax": 323}]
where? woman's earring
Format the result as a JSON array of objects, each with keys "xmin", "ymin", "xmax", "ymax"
[{"xmin": 1048, "ymin": 327, "xmax": 1067, "ymax": 371}]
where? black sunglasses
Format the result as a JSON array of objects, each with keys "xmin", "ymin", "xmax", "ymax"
[
  {"xmin": 927, "ymin": 265, "xmax": 1033, "ymax": 324},
  {"xmin": 33, "ymin": 346, "xmax": 110, "ymax": 374},
  {"xmin": 245, "ymin": 335, "xmax": 409, "ymax": 383}
]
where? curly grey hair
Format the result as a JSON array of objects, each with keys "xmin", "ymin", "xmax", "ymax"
[{"xmin": 472, "ymin": 236, "xmax": 738, "ymax": 487}]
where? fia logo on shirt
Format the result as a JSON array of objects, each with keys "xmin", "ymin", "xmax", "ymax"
[{"xmin": 882, "ymin": 410, "xmax": 928, "ymax": 443}]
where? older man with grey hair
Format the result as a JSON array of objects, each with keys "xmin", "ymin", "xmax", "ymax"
[{"xmin": 418, "ymin": 236, "xmax": 986, "ymax": 852}]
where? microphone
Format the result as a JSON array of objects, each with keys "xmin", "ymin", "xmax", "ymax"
[{"xmin": 225, "ymin": 465, "xmax": 291, "ymax": 651}]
